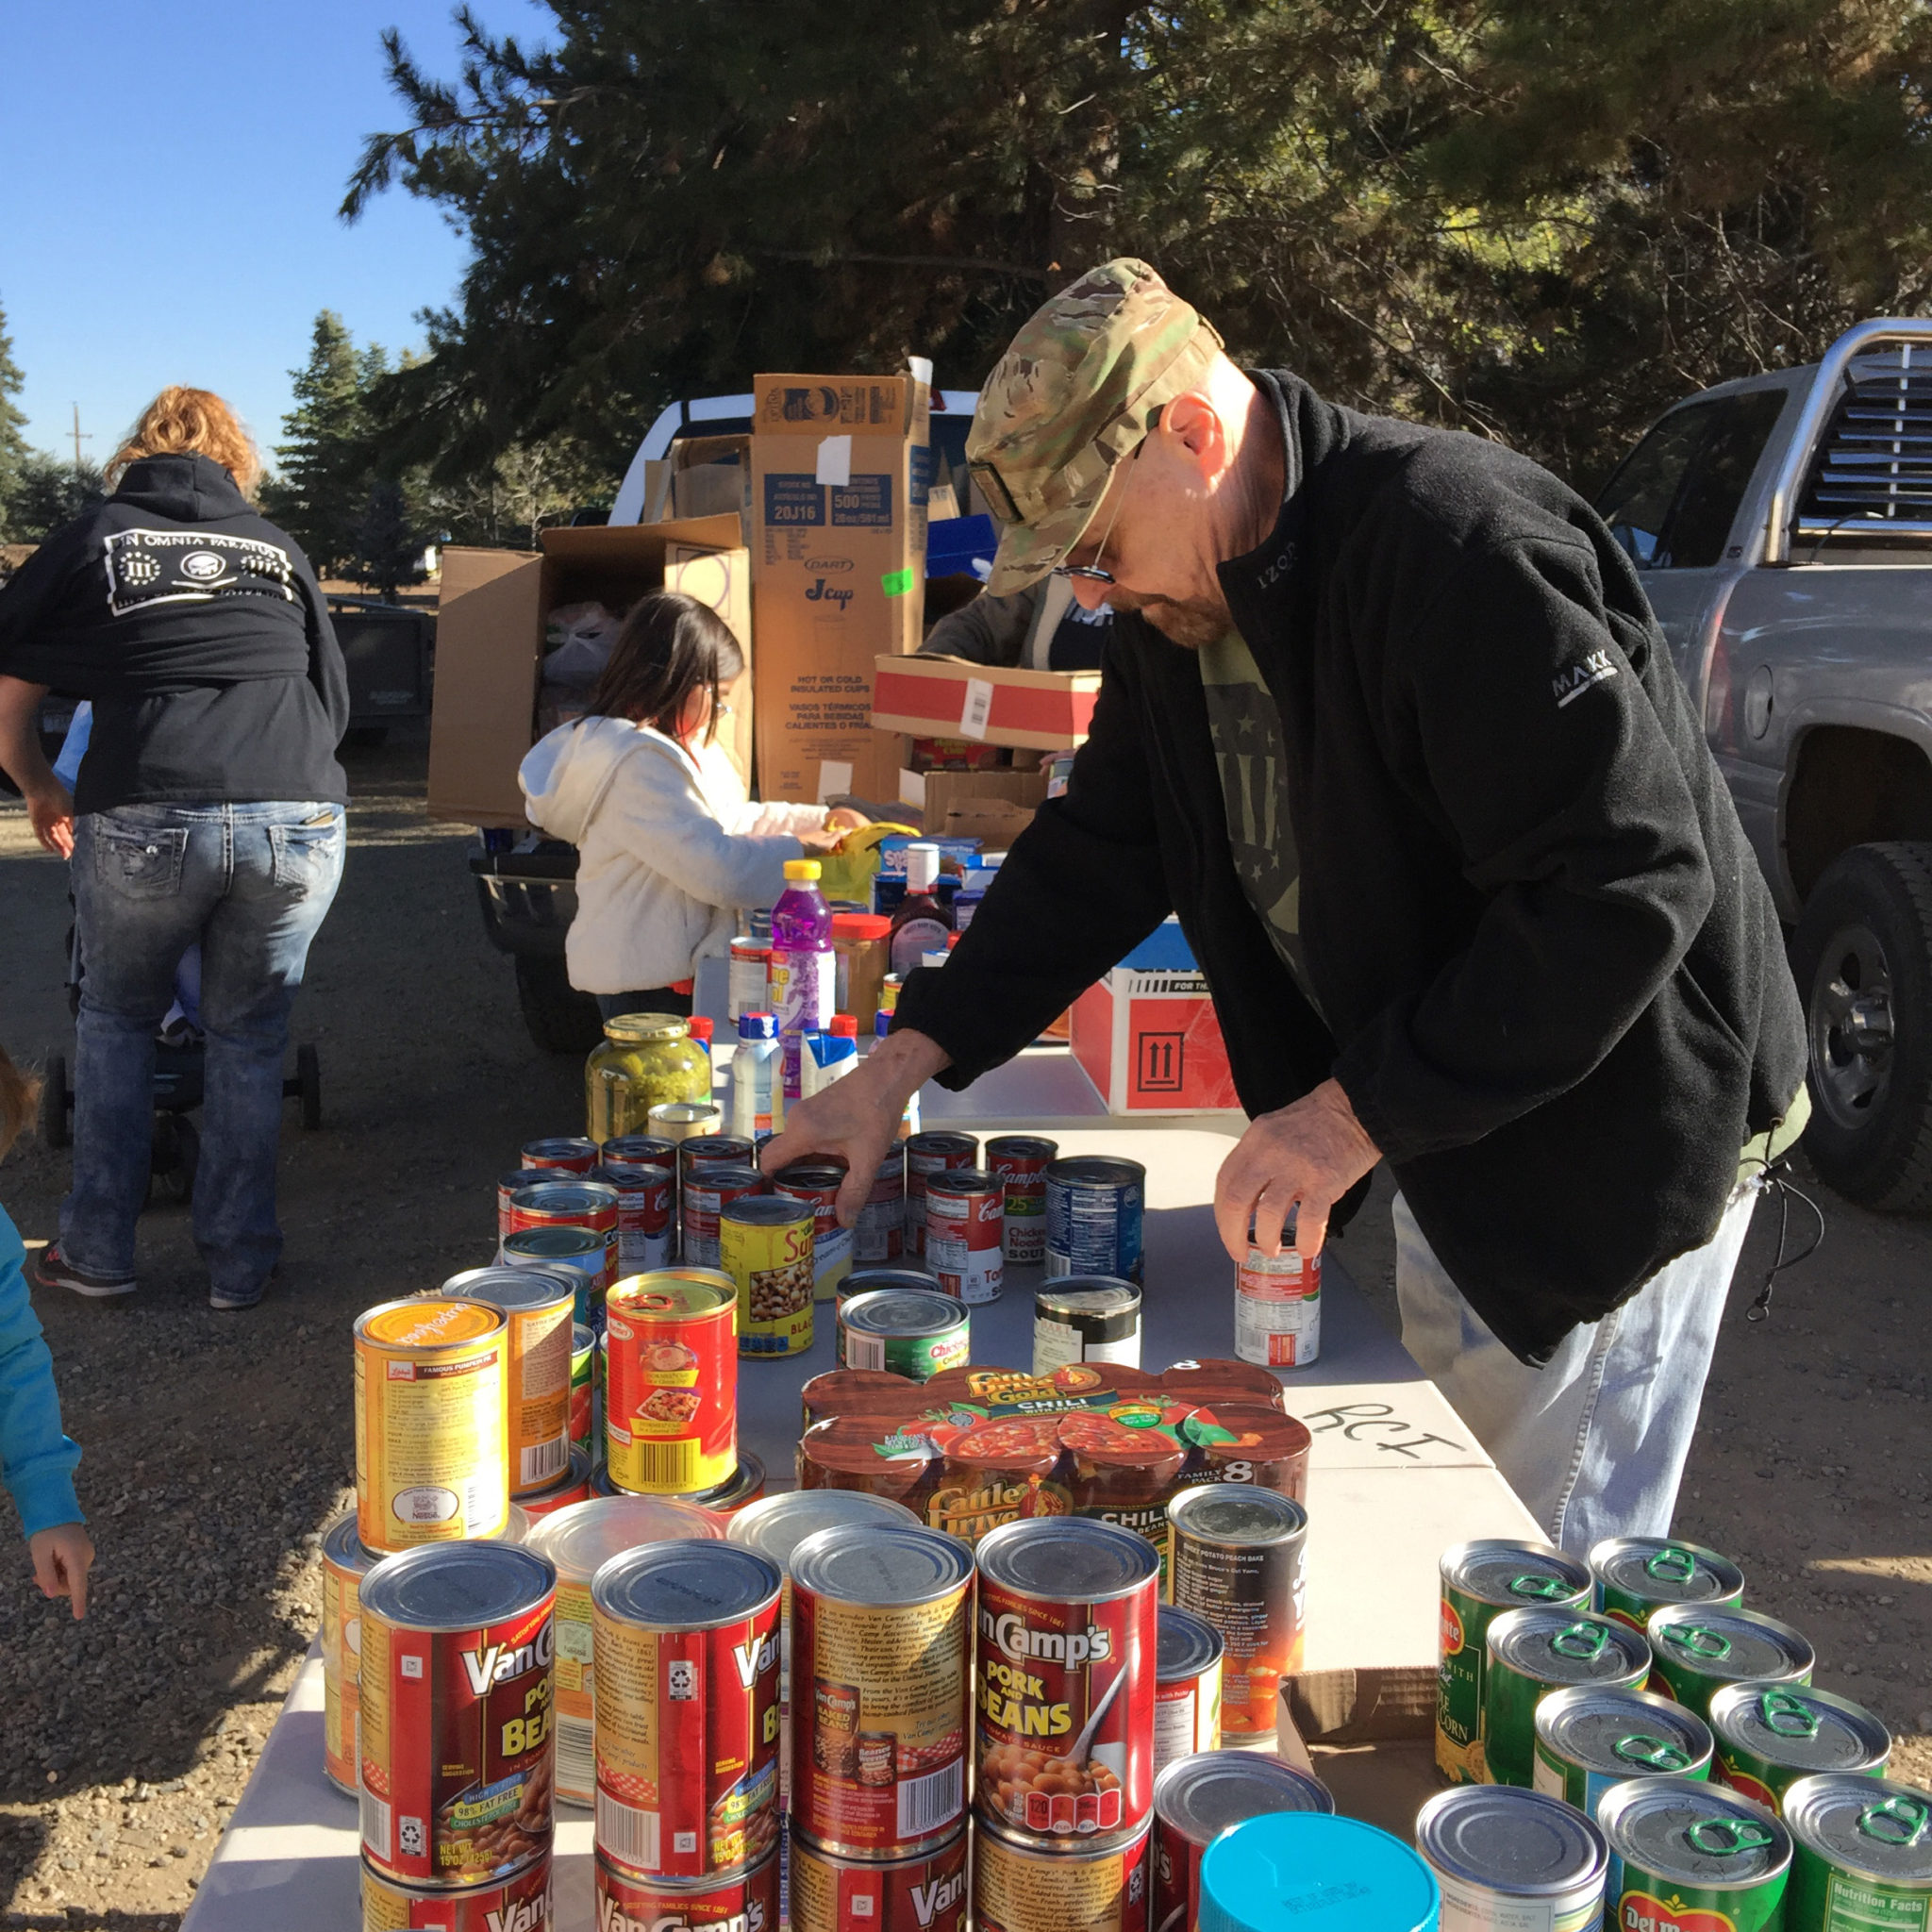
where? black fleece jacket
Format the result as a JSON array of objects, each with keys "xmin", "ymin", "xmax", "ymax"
[
  {"xmin": 0, "ymin": 454, "xmax": 348, "ymax": 812},
  {"xmin": 895, "ymin": 372, "xmax": 1807, "ymax": 1364}
]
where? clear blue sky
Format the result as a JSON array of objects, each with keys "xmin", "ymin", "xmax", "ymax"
[{"xmin": 0, "ymin": 1, "xmax": 552, "ymax": 472}]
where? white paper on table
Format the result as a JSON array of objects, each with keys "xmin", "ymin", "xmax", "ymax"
[
  {"xmin": 816, "ymin": 759, "xmax": 854, "ymax": 804},
  {"xmin": 959, "ymin": 677, "xmax": 994, "ymax": 741},
  {"xmin": 899, "ymin": 768, "xmax": 927, "ymax": 809},
  {"xmin": 814, "ymin": 436, "xmax": 853, "ymax": 488}
]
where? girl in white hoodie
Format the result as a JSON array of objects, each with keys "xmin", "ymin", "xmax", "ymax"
[{"xmin": 519, "ymin": 591, "xmax": 858, "ymax": 1016}]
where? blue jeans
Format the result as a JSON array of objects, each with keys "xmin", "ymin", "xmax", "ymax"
[
  {"xmin": 1394, "ymin": 1180, "xmax": 1760, "ymax": 1556},
  {"xmin": 64, "ymin": 803, "xmax": 345, "ymax": 1299}
]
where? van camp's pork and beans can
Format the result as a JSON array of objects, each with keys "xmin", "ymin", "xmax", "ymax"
[
  {"xmin": 903, "ymin": 1133, "xmax": 978, "ymax": 1260},
  {"xmin": 837, "ymin": 1281, "xmax": 971, "ymax": 1379},
  {"xmin": 359, "ymin": 1852, "xmax": 555, "ymax": 1930},
  {"xmin": 1785, "ymin": 1772, "xmax": 1932, "ymax": 1932},
  {"xmin": 602, "ymin": 1272, "xmax": 737, "ymax": 1495},
  {"xmin": 1234, "ymin": 1242, "xmax": 1321, "ymax": 1370},
  {"xmin": 1590, "ymin": 1537, "xmax": 1745, "ymax": 1633},
  {"xmin": 682, "ymin": 1165, "xmax": 768, "ymax": 1272},
  {"xmin": 925, "ymin": 1169, "xmax": 1005, "ymax": 1305},
  {"xmin": 322, "ymin": 1512, "xmax": 378, "ymax": 1797},
  {"xmin": 789, "ymin": 1524, "xmax": 973, "ymax": 1858},
  {"xmin": 1415, "ymin": 1785, "xmax": 1607, "ymax": 1932},
  {"xmin": 1709, "ymin": 1683, "xmax": 1892, "ymax": 1813},
  {"xmin": 987, "ymin": 1135, "xmax": 1058, "ymax": 1265},
  {"xmin": 790, "ymin": 1828, "xmax": 969, "ymax": 1932},
  {"xmin": 595, "ymin": 1847, "xmax": 780, "ymax": 1932},
  {"xmin": 1598, "ymin": 1775, "xmax": 1791, "ymax": 1932},
  {"xmin": 1154, "ymin": 1607, "xmax": 1224, "ymax": 1775},
  {"xmin": 358, "ymin": 1541, "xmax": 558, "ymax": 1889},
  {"xmin": 1153, "ymin": 1752, "xmax": 1332, "ymax": 1932},
  {"xmin": 598, "ymin": 1156, "xmax": 675, "ymax": 1276},
  {"xmin": 441, "ymin": 1266, "xmax": 576, "ymax": 1496},
  {"xmin": 974, "ymin": 1816, "xmax": 1153, "ymax": 1932},
  {"xmin": 1045, "ymin": 1158, "xmax": 1146, "ymax": 1285},
  {"xmin": 974, "ymin": 1516, "xmax": 1159, "ymax": 1845},
  {"xmin": 1647, "ymin": 1606, "xmax": 1815, "ymax": 1723},
  {"xmin": 355, "ymin": 1298, "xmax": 510, "ymax": 1553},
  {"xmin": 1166, "ymin": 1486, "xmax": 1307, "ymax": 1739},
  {"xmin": 507, "ymin": 1180, "xmax": 619, "ymax": 1291},
  {"xmin": 1035, "ymin": 1280, "xmax": 1142, "ymax": 1375},
  {"xmin": 773, "ymin": 1160, "xmax": 855, "ymax": 1304},
  {"xmin": 722, "ymin": 1195, "xmax": 818, "ymax": 1357},
  {"xmin": 1482, "ymin": 1607, "xmax": 1652, "ymax": 1790},
  {"xmin": 1532, "ymin": 1683, "xmax": 1714, "ymax": 1821},
  {"xmin": 1437, "ymin": 1541, "xmax": 1592, "ymax": 1786},
  {"xmin": 590, "ymin": 1540, "xmax": 782, "ymax": 1881}
]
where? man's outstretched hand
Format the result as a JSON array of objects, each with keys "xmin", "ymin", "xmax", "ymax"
[{"xmin": 1212, "ymin": 1077, "xmax": 1381, "ymax": 1265}]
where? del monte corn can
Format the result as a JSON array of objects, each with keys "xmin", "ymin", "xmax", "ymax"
[
  {"xmin": 1591, "ymin": 1538, "xmax": 1745, "ymax": 1634},
  {"xmin": 1709, "ymin": 1683, "xmax": 1891, "ymax": 1815},
  {"xmin": 1647, "ymin": 1606, "xmax": 1814, "ymax": 1724},
  {"xmin": 1483, "ymin": 1607, "xmax": 1651, "ymax": 1791},
  {"xmin": 1533, "ymin": 1684, "xmax": 1714, "ymax": 1822},
  {"xmin": 1785, "ymin": 1772, "xmax": 1932, "ymax": 1932},
  {"xmin": 1438, "ymin": 1541, "xmax": 1592, "ymax": 1786},
  {"xmin": 1598, "ymin": 1774, "xmax": 1791, "ymax": 1932}
]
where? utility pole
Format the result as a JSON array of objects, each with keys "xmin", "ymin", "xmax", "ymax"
[{"xmin": 70, "ymin": 404, "xmax": 91, "ymax": 474}]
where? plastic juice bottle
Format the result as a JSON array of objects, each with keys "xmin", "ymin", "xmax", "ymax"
[
  {"xmin": 729, "ymin": 1011, "xmax": 781, "ymax": 1138},
  {"xmin": 771, "ymin": 858, "xmax": 834, "ymax": 1101},
  {"xmin": 889, "ymin": 842, "xmax": 952, "ymax": 976}
]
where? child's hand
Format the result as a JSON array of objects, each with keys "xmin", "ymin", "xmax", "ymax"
[{"xmin": 29, "ymin": 1524, "xmax": 93, "ymax": 1619}]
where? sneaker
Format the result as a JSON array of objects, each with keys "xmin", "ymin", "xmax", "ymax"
[
  {"xmin": 210, "ymin": 1263, "xmax": 278, "ymax": 1313},
  {"xmin": 33, "ymin": 1246, "xmax": 138, "ymax": 1299}
]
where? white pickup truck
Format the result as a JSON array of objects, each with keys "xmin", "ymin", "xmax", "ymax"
[{"xmin": 1595, "ymin": 317, "xmax": 1932, "ymax": 1208}]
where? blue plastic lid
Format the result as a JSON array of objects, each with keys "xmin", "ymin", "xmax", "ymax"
[
  {"xmin": 738, "ymin": 1012, "xmax": 776, "ymax": 1041},
  {"xmin": 1200, "ymin": 1814, "xmax": 1440, "ymax": 1932}
]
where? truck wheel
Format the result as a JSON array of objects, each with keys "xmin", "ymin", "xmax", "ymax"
[
  {"xmin": 514, "ymin": 955, "xmax": 606, "ymax": 1056},
  {"xmin": 1790, "ymin": 841, "xmax": 1932, "ymax": 1208}
]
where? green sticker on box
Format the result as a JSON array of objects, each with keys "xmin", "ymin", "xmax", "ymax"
[{"xmin": 881, "ymin": 567, "xmax": 915, "ymax": 597}]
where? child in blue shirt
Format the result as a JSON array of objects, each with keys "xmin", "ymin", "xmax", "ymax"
[{"xmin": 0, "ymin": 1048, "xmax": 90, "ymax": 1616}]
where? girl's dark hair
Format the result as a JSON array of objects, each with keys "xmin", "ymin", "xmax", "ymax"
[{"xmin": 586, "ymin": 591, "xmax": 744, "ymax": 742}]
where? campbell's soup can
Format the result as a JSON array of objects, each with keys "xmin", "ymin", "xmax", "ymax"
[
  {"xmin": 903, "ymin": 1133, "xmax": 978, "ymax": 1260},
  {"xmin": 507, "ymin": 1179, "xmax": 620, "ymax": 1292},
  {"xmin": 1045, "ymin": 1158, "xmax": 1145, "ymax": 1286},
  {"xmin": 358, "ymin": 1541, "xmax": 558, "ymax": 1889},
  {"xmin": 1235, "ymin": 1243, "xmax": 1322, "ymax": 1369},
  {"xmin": 790, "ymin": 1827, "xmax": 968, "ymax": 1932},
  {"xmin": 603, "ymin": 1272, "xmax": 737, "ymax": 1495},
  {"xmin": 974, "ymin": 1517, "xmax": 1159, "ymax": 1845},
  {"xmin": 789, "ymin": 1524, "xmax": 973, "ymax": 1858},
  {"xmin": 682, "ymin": 1163, "xmax": 768, "ymax": 1271},
  {"xmin": 322, "ymin": 1512, "xmax": 379, "ymax": 1798},
  {"xmin": 598, "ymin": 1158, "xmax": 675, "ymax": 1276},
  {"xmin": 441, "ymin": 1265, "xmax": 576, "ymax": 1497},
  {"xmin": 924, "ymin": 1168, "xmax": 1004, "ymax": 1305},
  {"xmin": 772, "ymin": 1159, "xmax": 855, "ymax": 1304},
  {"xmin": 359, "ymin": 1850, "xmax": 554, "ymax": 1929},
  {"xmin": 523, "ymin": 1135, "xmax": 600, "ymax": 1174},
  {"xmin": 1154, "ymin": 1753, "xmax": 1333, "ymax": 1932},
  {"xmin": 596, "ymin": 1848, "xmax": 779, "ymax": 1932},
  {"xmin": 974, "ymin": 1814, "xmax": 1152, "ymax": 1931},
  {"xmin": 1154, "ymin": 1606, "xmax": 1224, "ymax": 1776},
  {"xmin": 986, "ymin": 1135, "xmax": 1058, "ymax": 1266},
  {"xmin": 591, "ymin": 1540, "xmax": 782, "ymax": 1880},
  {"xmin": 354, "ymin": 1298, "xmax": 509, "ymax": 1553},
  {"xmin": 856, "ymin": 1144, "xmax": 907, "ymax": 1263}
]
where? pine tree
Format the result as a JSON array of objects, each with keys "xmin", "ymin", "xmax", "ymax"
[
  {"xmin": 0, "ymin": 298, "xmax": 32, "ymax": 543},
  {"xmin": 267, "ymin": 311, "xmax": 378, "ymax": 575},
  {"xmin": 352, "ymin": 476, "xmax": 425, "ymax": 599}
]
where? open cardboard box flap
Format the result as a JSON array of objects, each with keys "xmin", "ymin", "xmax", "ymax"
[{"xmin": 1277, "ymin": 1666, "xmax": 1441, "ymax": 1839}]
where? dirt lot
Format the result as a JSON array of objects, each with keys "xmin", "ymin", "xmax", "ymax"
[{"xmin": 0, "ymin": 726, "xmax": 1926, "ymax": 1925}]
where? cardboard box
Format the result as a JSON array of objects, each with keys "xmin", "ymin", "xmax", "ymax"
[
  {"xmin": 427, "ymin": 514, "xmax": 751, "ymax": 826},
  {"xmin": 667, "ymin": 434, "xmax": 751, "ymax": 527},
  {"xmin": 1070, "ymin": 922, "xmax": 1243, "ymax": 1115},
  {"xmin": 750, "ymin": 373, "xmax": 930, "ymax": 805},
  {"xmin": 920, "ymin": 769, "xmax": 1047, "ymax": 848},
  {"xmin": 871, "ymin": 653, "xmax": 1102, "ymax": 750}
]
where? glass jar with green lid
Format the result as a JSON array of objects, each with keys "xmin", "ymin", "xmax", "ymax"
[{"xmin": 585, "ymin": 1012, "xmax": 710, "ymax": 1142}]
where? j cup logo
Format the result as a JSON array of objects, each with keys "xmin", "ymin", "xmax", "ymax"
[{"xmin": 806, "ymin": 578, "xmax": 855, "ymax": 608}]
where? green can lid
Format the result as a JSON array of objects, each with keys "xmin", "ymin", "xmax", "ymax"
[
  {"xmin": 1708, "ymin": 1682, "xmax": 1891, "ymax": 1775},
  {"xmin": 1535, "ymin": 1685, "xmax": 1714, "ymax": 1779},
  {"xmin": 1598, "ymin": 1776, "xmax": 1791, "ymax": 1889},
  {"xmin": 1489, "ymin": 1607, "xmax": 1651, "ymax": 1687},
  {"xmin": 1784, "ymin": 1774, "xmax": 1932, "ymax": 1885},
  {"xmin": 1649, "ymin": 1607, "xmax": 1815, "ymax": 1685},
  {"xmin": 1590, "ymin": 1536, "xmax": 1744, "ymax": 1607},
  {"xmin": 1441, "ymin": 1539, "xmax": 1591, "ymax": 1610}
]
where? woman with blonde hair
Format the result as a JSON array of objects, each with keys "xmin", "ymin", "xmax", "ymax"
[{"xmin": 0, "ymin": 388, "xmax": 349, "ymax": 1310}]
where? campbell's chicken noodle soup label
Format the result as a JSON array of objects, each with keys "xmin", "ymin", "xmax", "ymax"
[
  {"xmin": 603, "ymin": 1273, "xmax": 736, "ymax": 1495},
  {"xmin": 357, "ymin": 1542, "xmax": 558, "ymax": 1889},
  {"xmin": 974, "ymin": 1518, "xmax": 1159, "ymax": 1844},
  {"xmin": 987, "ymin": 1136, "xmax": 1058, "ymax": 1266},
  {"xmin": 1235, "ymin": 1245, "xmax": 1321, "ymax": 1368},
  {"xmin": 974, "ymin": 1816, "xmax": 1153, "ymax": 1932},
  {"xmin": 682, "ymin": 1164, "xmax": 767, "ymax": 1272},
  {"xmin": 322, "ymin": 1514, "xmax": 377, "ymax": 1797},
  {"xmin": 902, "ymin": 1133, "xmax": 977, "ymax": 1259},
  {"xmin": 789, "ymin": 1828, "xmax": 968, "ymax": 1932},
  {"xmin": 508, "ymin": 1179, "xmax": 620, "ymax": 1291},
  {"xmin": 359, "ymin": 1850, "xmax": 555, "ymax": 1929},
  {"xmin": 590, "ymin": 1541, "xmax": 782, "ymax": 1881},
  {"xmin": 789, "ymin": 1524, "xmax": 973, "ymax": 1858},
  {"xmin": 924, "ymin": 1169, "xmax": 1004, "ymax": 1305},
  {"xmin": 602, "ymin": 1160, "xmax": 675, "ymax": 1275},
  {"xmin": 354, "ymin": 1298, "xmax": 509, "ymax": 1552},
  {"xmin": 595, "ymin": 1847, "xmax": 779, "ymax": 1932}
]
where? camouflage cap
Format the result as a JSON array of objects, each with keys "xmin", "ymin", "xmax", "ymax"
[{"xmin": 966, "ymin": 258, "xmax": 1224, "ymax": 594}]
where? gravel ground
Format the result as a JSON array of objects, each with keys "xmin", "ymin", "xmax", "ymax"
[{"xmin": 0, "ymin": 724, "xmax": 1926, "ymax": 1925}]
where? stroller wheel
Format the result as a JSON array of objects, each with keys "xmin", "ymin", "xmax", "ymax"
[
  {"xmin": 295, "ymin": 1043, "xmax": 322, "ymax": 1130},
  {"xmin": 38, "ymin": 1052, "xmax": 71, "ymax": 1150},
  {"xmin": 146, "ymin": 1115, "xmax": 197, "ymax": 1208}
]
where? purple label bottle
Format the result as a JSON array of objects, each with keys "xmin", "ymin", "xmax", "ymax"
[{"xmin": 770, "ymin": 858, "xmax": 833, "ymax": 1099}]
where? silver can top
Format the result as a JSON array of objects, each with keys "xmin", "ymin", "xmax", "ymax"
[
  {"xmin": 727, "ymin": 1491, "xmax": 921, "ymax": 1573},
  {"xmin": 525, "ymin": 1495, "xmax": 721, "ymax": 1584},
  {"xmin": 1157, "ymin": 1604, "xmax": 1224, "ymax": 1682},
  {"xmin": 789, "ymin": 1523, "xmax": 974, "ymax": 1607},
  {"xmin": 359, "ymin": 1541, "xmax": 557, "ymax": 1632},
  {"xmin": 1596, "ymin": 1776, "xmax": 1791, "ymax": 1889},
  {"xmin": 1416, "ymin": 1786, "xmax": 1607, "ymax": 1896},
  {"xmin": 321, "ymin": 1511, "xmax": 375, "ymax": 1576},
  {"xmin": 1488, "ymin": 1607, "xmax": 1650, "ymax": 1689},
  {"xmin": 841, "ymin": 1288, "xmax": 970, "ymax": 1341},
  {"xmin": 1591, "ymin": 1536, "xmax": 1744, "ymax": 1608},
  {"xmin": 439, "ymin": 1264, "xmax": 576, "ymax": 1314},
  {"xmin": 1534, "ymin": 1684, "xmax": 1714, "ymax": 1779},
  {"xmin": 1783, "ymin": 1774, "xmax": 1932, "ymax": 1886},
  {"xmin": 1440, "ymin": 1539, "xmax": 1591, "ymax": 1610},
  {"xmin": 1167, "ymin": 1484, "xmax": 1307, "ymax": 1548},
  {"xmin": 1648, "ymin": 1606, "xmax": 1816, "ymax": 1688},
  {"xmin": 1708, "ymin": 1683, "xmax": 1892, "ymax": 1777},
  {"xmin": 1154, "ymin": 1752, "xmax": 1332, "ymax": 1848},
  {"xmin": 1035, "ymin": 1280, "xmax": 1141, "ymax": 1320},
  {"xmin": 976, "ymin": 1516, "xmax": 1159, "ymax": 1602},
  {"xmin": 591, "ymin": 1539, "xmax": 780, "ymax": 1630}
]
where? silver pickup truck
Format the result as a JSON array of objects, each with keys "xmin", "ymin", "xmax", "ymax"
[{"xmin": 1595, "ymin": 317, "xmax": 1932, "ymax": 1208}]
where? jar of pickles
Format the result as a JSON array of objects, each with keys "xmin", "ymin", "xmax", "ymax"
[{"xmin": 585, "ymin": 1012, "xmax": 710, "ymax": 1142}]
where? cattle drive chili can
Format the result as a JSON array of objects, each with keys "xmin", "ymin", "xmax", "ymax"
[
  {"xmin": 1174, "ymin": 1405, "xmax": 1311, "ymax": 1507},
  {"xmin": 1415, "ymin": 1785, "xmax": 1607, "ymax": 1932},
  {"xmin": 928, "ymin": 1416, "xmax": 1071, "ymax": 1546},
  {"xmin": 499, "ymin": 1227, "xmax": 608, "ymax": 1332},
  {"xmin": 508, "ymin": 1179, "xmax": 620, "ymax": 1291},
  {"xmin": 1646, "ymin": 1606, "xmax": 1815, "ymax": 1724},
  {"xmin": 358, "ymin": 1541, "xmax": 558, "ymax": 1889},
  {"xmin": 974, "ymin": 1515, "xmax": 1159, "ymax": 1846},
  {"xmin": 1154, "ymin": 1607, "xmax": 1224, "ymax": 1775},
  {"xmin": 595, "ymin": 1845, "xmax": 780, "ymax": 1932},
  {"xmin": 524, "ymin": 1494, "xmax": 721, "ymax": 1809},
  {"xmin": 1598, "ymin": 1774, "xmax": 1791, "ymax": 1932},
  {"xmin": 1045, "ymin": 1158, "xmax": 1146, "ymax": 1285},
  {"xmin": 441, "ymin": 1265, "xmax": 577, "ymax": 1497},
  {"xmin": 857, "ymin": 1144, "xmax": 908, "ymax": 1263},
  {"xmin": 1234, "ymin": 1243, "xmax": 1321, "ymax": 1370},
  {"xmin": 355, "ymin": 1298, "xmax": 510, "ymax": 1553},
  {"xmin": 1154, "ymin": 1751, "xmax": 1332, "ymax": 1932},
  {"xmin": 1533, "ymin": 1684, "xmax": 1715, "ymax": 1823},
  {"xmin": 523, "ymin": 1136, "xmax": 601, "ymax": 1174},
  {"xmin": 903, "ymin": 1132, "xmax": 978, "ymax": 1259},
  {"xmin": 1784, "ymin": 1772, "xmax": 1932, "ymax": 1932},
  {"xmin": 789, "ymin": 1827, "xmax": 969, "ymax": 1932},
  {"xmin": 798, "ymin": 1419, "xmax": 941, "ymax": 1519},
  {"xmin": 1036, "ymin": 1280, "xmax": 1143, "ymax": 1375},
  {"xmin": 1061, "ymin": 1409, "xmax": 1188, "ymax": 1579},
  {"xmin": 773, "ymin": 1159, "xmax": 856, "ymax": 1304},
  {"xmin": 1708, "ymin": 1683, "xmax": 1892, "ymax": 1814},
  {"xmin": 924, "ymin": 1168, "xmax": 1005, "ymax": 1304},
  {"xmin": 602, "ymin": 1272, "xmax": 737, "ymax": 1496},
  {"xmin": 1438, "ymin": 1540, "xmax": 1593, "ymax": 1786},
  {"xmin": 1166, "ymin": 1485, "xmax": 1307, "ymax": 1739},
  {"xmin": 1590, "ymin": 1537, "xmax": 1746, "ymax": 1634},
  {"xmin": 1482, "ymin": 1607, "xmax": 1653, "ymax": 1791},
  {"xmin": 789, "ymin": 1522, "xmax": 974, "ymax": 1858},
  {"xmin": 974, "ymin": 1814, "xmax": 1153, "ymax": 1932},
  {"xmin": 359, "ymin": 1851, "xmax": 555, "ymax": 1930},
  {"xmin": 590, "ymin": 1540, "xmax": 782, "ymax": 1881},
  {"xmin": 722, "ymin": 1195, "xmax": 817, "ymax": 1357},
  {"xmin": 838, "ymin": 1283, "xmax": 972, "ymax": 1380},
  {"xmin": 598, "ymin": 1158, "xmax": 675, "ymax": 1276},
  {"xmin": 987, "ymin": 1135, "xmax": 1059, "ymax": 1265},
  {"xmin": 322, "ymin": 1511, "xmax": 379, "ymax": 1798}
]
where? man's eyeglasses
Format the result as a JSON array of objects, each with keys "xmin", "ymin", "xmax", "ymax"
[{"xmin": 1053, "ymin": 437, "xmax": 1145, "ymax": 586}]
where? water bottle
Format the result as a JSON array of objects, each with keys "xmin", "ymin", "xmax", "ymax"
[
  {"xmin": 729, "ymin": 1012, "xmax": 781, "ymax": 1138},
  {"xmin": 770, "ymin": 858, "xmax": 833, "ymax": 1102}
]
